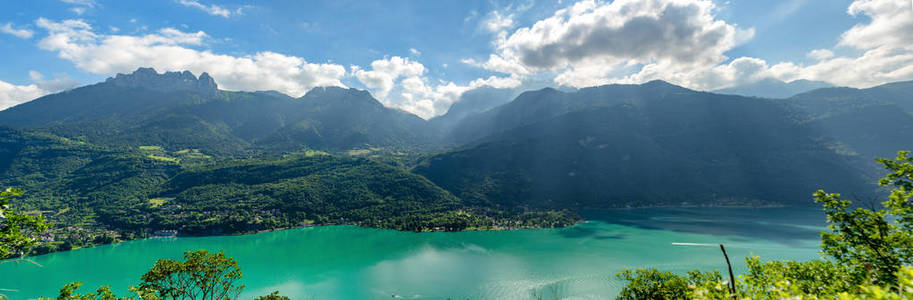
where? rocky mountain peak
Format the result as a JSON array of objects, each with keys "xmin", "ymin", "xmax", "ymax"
[{"xmin": 105, "ymin": 67, "xmax": 219, "ymax": 97}]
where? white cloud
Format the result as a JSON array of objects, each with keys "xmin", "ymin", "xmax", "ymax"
[
  {"xmin": 33, "ymin": 18, "xmax": 509, "ymax": 118},
  {"xmin": 0, "ymin": 80, "xmax": 46, "ymax": 111},
  {"xmin": 394, "ymin": 74, "xmax": 523, "ymax": 118},
  {"xmin": 807, "ymin": 49, "xmax": 834, "ymax": 60},
  {"xmin": 475, "ymin": 0, "xmax": 751, "ymax": 82},
  {"xmin": 355, "ymin": 56, "xmax": 522, "ymax": 118},
  {"xmin": 60, "ymin": 0, "xmax": 95, "ymax": 7},
  {"xmin": 752, "ymin": 0, "xmax": 913, "ymax": 88},
  {"xmin": 466, "ymin": 0, "xmax": 913, "ymax": 91},
  {"xmin": 483, "ymin": 11, "xmax": 514, "ymax": 33},
  {"xmin": 176, "ymin": 0, "xmax": 236, "ymax": 18},
  {"xmin": 469, "ymin": 75, "xmax": 523, "ymax": 89},
  {"xmin": 840, "ymin": 0, "xmax": 913, "ymax": 50},
  {"xmin": 353, "ymin": 56, "xmax": 425, "ymax": 98},
  {"xmin": 28, "ymin": 71, "xmax": 79, "ymax": 93},
  {"xmin": 0, "ymin": 22, "xmax": 34, "ymax": 39},
  {"xmin": 61, "ymin": 0, "xmax": 95, "ymax": 15},
  {"xmin": 0, "ymin": 71, "xmax": 78, "ymax": 110},
  {"xmin": 35, "ymin": 18, "xmax": 347, "ymax": 97},
  {"xmin": 409, "ymin": 48, "xmax": 421, "ymax": 56}
]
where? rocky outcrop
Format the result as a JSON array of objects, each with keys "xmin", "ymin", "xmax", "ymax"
[{"xmin": 105, "ymin": 67, "xmax": 219, "ymax": 97}]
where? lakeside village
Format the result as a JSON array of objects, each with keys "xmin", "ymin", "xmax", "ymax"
[{"xmin": 18, "ymin": 206, "xmax": 470, "ymax": 256}]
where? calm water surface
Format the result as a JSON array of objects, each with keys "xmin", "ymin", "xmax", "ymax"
[{"xmin": 0, "ymin": 207, "xmax": 825, "ymax": 299}]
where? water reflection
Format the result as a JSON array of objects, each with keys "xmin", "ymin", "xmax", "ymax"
[{"xmin": 581, "ymin": 207, "xmax": 826, "ymax": 246}]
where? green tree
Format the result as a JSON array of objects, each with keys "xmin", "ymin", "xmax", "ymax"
[
  {"xmin": 0, "ymin": 187, "xmax": 49, "ymax": 259},
  {"xmin": 253, "ymin": 291, "xmax": 290, "ymax": 300},
  {"xmin": 40, "ymin": 282, "xmax": 124, "ymax": 300},
  {"xmin": 138, "ymin": 250, "xmax": 245, "ymax": 300},
  {"xmin": 816, "ymin": 150, "xmax": 913, "ymax": 285},
  {"xmin": 38, "ymin": 282, "xmax": 160, "ymax": 300},
  {"xmin": 615, "ymin": 150, "xmax": 913, "ymax": 299},
  {"xmin": 615, "ymin": 268, "xmax": 724, "ymax": 300}
]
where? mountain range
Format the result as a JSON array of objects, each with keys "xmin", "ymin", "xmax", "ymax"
[
  {"xmin": 0, "ymin": 68, "xmax": 436, "ymax": 156},
  {"xmin": 713, "ymin": 78, "xmax": 833, "ymax": 98},
  {"xmin": 1, "ymin": 67, "xmax": 911, "ymax": 241}
]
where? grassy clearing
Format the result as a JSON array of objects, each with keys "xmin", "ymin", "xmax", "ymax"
[
  {"xmin": 174, "ymin": 149, "xmax": 212, "ymax": 160},
  {"xmin": 305, "ymin": 150, "xmax": 328, "ymax": 157},
  {"xmin": 146, "ymin": 154, "xmax": 180, "ymax": 163},
  {"xmin": 347, "ymin": 149, "xmax": 372, "ymax": 156},
  {"xmin": 148, "ymin": 197, "xmax": 175, "ymax": 208}
]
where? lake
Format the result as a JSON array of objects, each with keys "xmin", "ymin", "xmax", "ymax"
[{"xmin": 0, "ymin": 207, "xmax": 825, "ymax": 299}]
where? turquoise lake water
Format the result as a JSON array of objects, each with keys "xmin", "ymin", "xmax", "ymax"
[{"xmin": 0, "ymin": 207, "xmax": 826, "ymax": 299}]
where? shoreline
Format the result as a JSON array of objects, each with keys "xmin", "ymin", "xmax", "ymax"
[{"xmin": 10, "ymin": 204, "xmax": 803, "ymax": 260}]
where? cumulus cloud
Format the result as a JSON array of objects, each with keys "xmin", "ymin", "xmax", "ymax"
[
  {"xmin": 0, "ymin": 81, "xmax": 46, "ymax": 110},
  {"xmin": 483, "ymin": 11, "xmax": 515, "ymax": 33},
  {"xmin": 60, "ymin": 0, "xmax": 96, "ymax": 7},
  {"xmin": 472, "ymin": 0, "xmax": 751, "ymax": 83},
  {"xmin": 466, "ymin": 0, "xmax": 913, "ymax": 91},
  {"xmin": 807, "ymin": 49, "xmax": 835, "ymax": 60},
  {"xmin": 61, "ymin": 0, "xmax": 95, "ymax": 15},
  {"xmin": 767, "ymin": 0, "xmax": 913, "ymax": 87},
  {"xmin": 0, "ymin": 22, "xmax": 34, "ymax": 39},
  {"xmin": 34, "ymin": 18, "xmax": 347, "ymax": 97},
  {"xmin": 31, "ymin": 18, "xmax": 515, "ymax": 119},
  {"xmin": 355, "ymin": 56, "xmax": 522, "ymax": 118},
  {"xmin": 29, "ymin": 71, "xmax": 79, "ymax": 93},
  {"xmin": 176, "ymin": 0, "xmax": 237, "ymax": 18},
  {"xmin": 353, "ymin": 56, "xmax": 425, "ymax": 99},
  {"xmin": 0, "ymin": 71, "xmax": 78, "ymax": 110},
  {"xmin": 717, "ymin": 0, "xmax": 913, "ymax": 88},
  {"xmin": 394, "ymin": 74, "xmax": 523, "ymax": 118},
  {"xmin": 840, "ymin": 0, "xmax": 913, "ymax": 50}
]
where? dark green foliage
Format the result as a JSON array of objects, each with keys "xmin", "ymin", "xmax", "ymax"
[
  {"xmin": 0, "ymin": 187, "xmax": 48, "ymax": 258},
  {"xmin": 139, "ymin": 250, "xmax": 244, "ymax": 300},
  {"xmin": 740, "ymin": 257, "xmax": 856, "ymax": 297},
  {"xmin": 0, "ymin": 127, "xmax": 574, "ymax": 255},
  {"xmin": 615, "ymin": 268, "xmax": 723, "ymax": 300},
  {"xmin": 816, "ymin": 151, "xmax": 913, "ymax": 286},
  {"xmin": 144, "ymin": 154, "xmax": 574, "ymax": 233},
  {"xmin": 41, "ymin": 250, "xmax": 244, "ymax": 300},
  {"xmin": 39, "ymin": 282, "xmax": 127, "ymax": 300},
  {"xmin": 254, "ymin": 291, "xmax": 290, "ymax": 300},
  {"xmin": 149, "ymin": 155, "xmax": 468, "ymax": 233}
]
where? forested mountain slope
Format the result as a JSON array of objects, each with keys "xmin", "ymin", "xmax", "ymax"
[
  {"xmin": 0, "ymin": 68, "xmax": 438, "ymax": 155},
  {"xmin": 785, "ymin": 81, "xmax": 913, "ymax": 163},
  {"xmin": 415, "ymin": 82, "xmax": 879, "ymax": 209}
]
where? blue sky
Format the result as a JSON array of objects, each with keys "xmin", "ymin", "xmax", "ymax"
[{"xmin": 1, "ymin": 0, "xmax": 911, "ymax": 117}]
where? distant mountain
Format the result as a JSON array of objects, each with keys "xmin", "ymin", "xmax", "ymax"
[
  {"xmin": 0, "ymin": 68, "xmax": 437, "ymax": 155},
  {"xmin": 446, "ymin": 80, "xmax": 688, "ymax": 144},
  {"xmin": 714, "ymin": 78, "xmax": 832, "ymax": 98},
  {"xmin": 430, "ymin": 87, "xmax": 518, "ymax": 136},
  {"xmin": 430, "ymin": 79, "xmax": 571, "ymax": 139},
  {"xmin": 415, "ymin": 81, "xmax": 877, "ymax": 209},
  {"xmin": 3, "ymin": 67, "xmax": 913, "ymax": 237},
  {"xmin": 257, "ymin": 86, "xmax": 435, "ymax": 152},
  {"xmin": 784, "ymin": 80, "xmax": 913, "ymax": 163}
]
